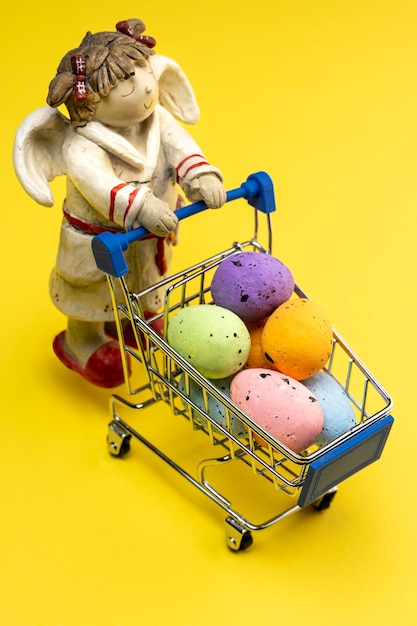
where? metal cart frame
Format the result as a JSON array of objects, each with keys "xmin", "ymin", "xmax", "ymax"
[{"xmin": 92, "ymin": 172, "xmax": 394, "ymax": 550}]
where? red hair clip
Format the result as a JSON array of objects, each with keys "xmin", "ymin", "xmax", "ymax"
[
  {"xmin": 138, "ymin": 35, "xmax": 156, "ymax": 48},
  {"xmin": 71, "ymin": 54, "xmax": 88, "ymax": 102},
  {"xmin": 116, "ymin": 20, "xmax": 156, "ymax": 48}
]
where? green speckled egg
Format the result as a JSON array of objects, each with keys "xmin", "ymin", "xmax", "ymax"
[{"xmin": 167, "ymin": 304, "xmax": 251, "ymax": 378}]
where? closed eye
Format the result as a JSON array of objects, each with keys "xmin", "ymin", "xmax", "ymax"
[{"xmin": 121, "ymin": 84, "xmax": 135, "ymax": 97}]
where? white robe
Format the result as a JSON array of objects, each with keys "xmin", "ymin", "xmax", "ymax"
[{"xmin": 48, "ymin": 105, "xmax": 221, "ymax": 319}]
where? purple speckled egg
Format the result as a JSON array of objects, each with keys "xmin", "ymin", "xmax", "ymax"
[{"xmin": 211, "ymin": 252, "xmax": 294, "ymax": 323}]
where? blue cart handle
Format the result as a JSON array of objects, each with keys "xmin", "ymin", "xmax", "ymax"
[{"xmin": 92, "ymin": 171, "xmax": 276, "ymax": 277}]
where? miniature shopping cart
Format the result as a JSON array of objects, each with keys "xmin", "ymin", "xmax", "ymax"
[{"xmin": 92, "ymin": 171, "xmax": 394, "ymax": 551}]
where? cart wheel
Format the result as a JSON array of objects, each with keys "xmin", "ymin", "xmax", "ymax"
[
  {"xmin": 107, "ymin": 421, "xmax": 131, "ymax": 458},
  {"xmin": 312, "ymin": 487, "xmax": 337, "ymax": 511},
  {"xmin": 225, "ymin": 517, "xmax": 253, "ymax": 552}
]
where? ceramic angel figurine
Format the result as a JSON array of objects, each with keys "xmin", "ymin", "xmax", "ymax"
[{"xmin": 14, "ymin": 19, "xmax": 225, "ymax": 388}]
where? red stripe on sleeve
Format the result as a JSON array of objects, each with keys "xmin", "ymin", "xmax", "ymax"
[
  {"xmin": 109, "ymin": 183, "xmax": 128, "ymax": 221},
  {"xmin": 123, "ymin": 188, "xmax": 140, "ymax": 227},
  {"xmin": 176, "ymin": 154, "xmax": 206, "ymax": 182},
  {"xmin": 181, "ymin": 160, "xmax": 209, "ymax": 179}
]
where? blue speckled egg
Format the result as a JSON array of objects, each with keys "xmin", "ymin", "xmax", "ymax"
[
  {"xmin": 210, "ymin": 251, "xmax": 294, "ymax": 323},
  {"xmin": 179, "ymin": 373, "xmax": 247, "ymax": 438},
  {"xmin": 303, "ymin": 370, "xmax": 357, "ymax": 445},
  {"xmin": 167, "ymin": 304, "xmax": 251, "ymax": 378}
]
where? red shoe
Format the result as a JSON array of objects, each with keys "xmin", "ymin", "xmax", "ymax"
[
  {"xmin": 106, "ymin": 311, "xmax": 164, "ymax": 349},
  {"xmin": 53, "ymin": 331, "xmax": 131, "ymax": 388}
]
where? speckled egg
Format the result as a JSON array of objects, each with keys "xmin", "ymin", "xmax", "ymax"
[
  {"xmin": 244, "ymin": 319, "xmax": 273, "ymax": 369},
  {"xmin": 210, "ymin": 251, "xmax": 294, "ymax": 323},
  {"xmin": 179, "ymin": 373, "xmax": 247, "ymax": 438},
  {"xmin": 230, "ymin": 368, "xmax": 324, "ymax": 453},
  {"xmin": 262, "ymin": 298, "xmax": 333, "ymax": 380},
  {"xmin": 303, "ymin": 370, "xmax": 357, "ymax": 446},
  {"xmin": 167, "ymin": 304, "xmax": 250, "ymax": 378}
]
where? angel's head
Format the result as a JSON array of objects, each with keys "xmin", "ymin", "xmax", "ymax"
[{"xmin": 47, "ymin": 19, "xmax": 156, "ymax": 127}]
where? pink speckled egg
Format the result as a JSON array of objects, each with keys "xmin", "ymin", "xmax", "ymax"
[
  {"xmin": 211, "ymin": 251, "xmax": 294, "ymax": 323},
  {"xmin": 230, "ymin": 368, "xmax": 324, "ymax": 453}
]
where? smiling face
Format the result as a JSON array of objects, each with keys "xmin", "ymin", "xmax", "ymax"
[{"xmin": 94, "ymin": 61, "xmax": 159, "ymax": 127}]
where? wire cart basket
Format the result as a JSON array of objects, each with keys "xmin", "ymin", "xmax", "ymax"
[{"xmin": 92, "ymin": 171, "xmax": 394, "ymax": 551}]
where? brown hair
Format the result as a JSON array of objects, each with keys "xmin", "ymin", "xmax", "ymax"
[{"xmin": 47, "ymin": 19, "xmax": 153, "ymax": 126}]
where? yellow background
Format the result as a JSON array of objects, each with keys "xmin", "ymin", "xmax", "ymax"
[{"xmin": 1, "ymin": 1, "xmax": 415, "ymax": 624}]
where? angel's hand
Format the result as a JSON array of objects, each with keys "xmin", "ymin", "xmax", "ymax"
[
  {"xmin": 187, "ymin": 173, "xmax": 226, "ymax": 208},
  {"xmin": 137, "ymin": 194, "xmax": 178, "ymax": 236}
]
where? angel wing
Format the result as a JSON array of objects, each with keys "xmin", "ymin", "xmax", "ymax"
[
  {"xmin": 13, "ymin": 106, "xmax": 69, "ymax": 207},
  {"xmin": 150, "ymin": 55, "xmax": 200, "ymax": 125}
]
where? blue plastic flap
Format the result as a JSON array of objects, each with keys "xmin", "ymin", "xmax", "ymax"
[{"xmin": 298, "ymin": 414, "xmax": 394, "ymax": 508}]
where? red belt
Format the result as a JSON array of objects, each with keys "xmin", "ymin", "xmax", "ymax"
[{"xmin": 63, "ymin": 208, "xmax": 169, "ymax": 276}]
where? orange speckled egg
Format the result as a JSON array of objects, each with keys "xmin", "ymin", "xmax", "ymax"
[
  {"xmin": 261, "ymin": 298, "xmax": 333, "ymax": 380},
  {"xmin": 245, "ymin": 319, "xmax": 273, "ymax": 369}
]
